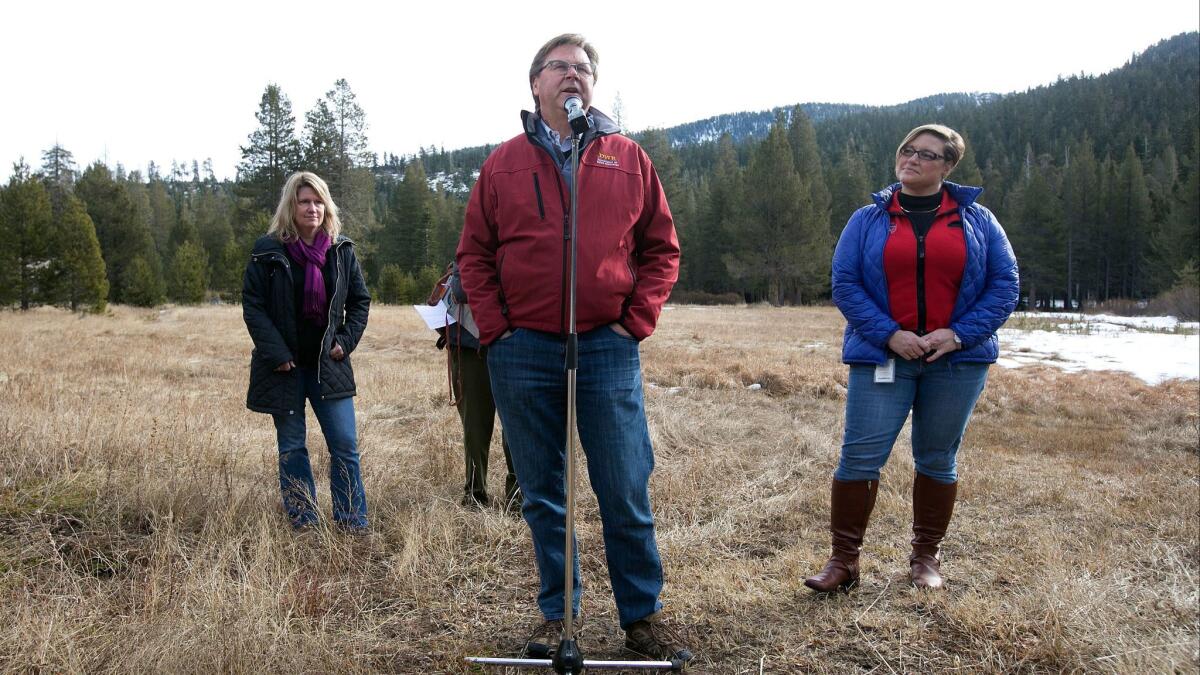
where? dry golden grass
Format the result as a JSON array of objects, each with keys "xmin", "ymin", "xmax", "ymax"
[{"xmin": 0, "ymin": 304, "xmax": 1196, "ymax": 673}]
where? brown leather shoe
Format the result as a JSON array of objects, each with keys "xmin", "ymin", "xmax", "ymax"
[
  {"xmin": 805, "ymin": 479, "xmax": 878, "ymax": 593},
  {"xmin": 910, "ymin": 472, "xmax": 958, "ymax": 589},
  {"xmin": 624, "ymin": 611, "xmax": 693, "ymax": 664}
]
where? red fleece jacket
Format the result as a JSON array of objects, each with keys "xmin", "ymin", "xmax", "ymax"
[{"xmin": 457, "ymin": 129, "xmax": 679, "ymax": 344}]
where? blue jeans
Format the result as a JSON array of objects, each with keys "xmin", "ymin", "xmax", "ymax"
[
  {"xmin": 836, "ymin": 358, "xmax": 990, "ymax": 484},
  {"xmin": 488, "ymin": 326, "xmax": 663, "ymax": 629},
  {"xmin": 271, "ymin": 366, "xmax": 368, "ymax": 529}
]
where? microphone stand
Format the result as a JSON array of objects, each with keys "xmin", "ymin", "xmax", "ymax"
[
  {"xmin": 550, "ymin": 103, "xmax": 592, "ymax": 675},
  {"xmin": 467, "ymin": 109, "xmax": 682, "ymax": 673}
]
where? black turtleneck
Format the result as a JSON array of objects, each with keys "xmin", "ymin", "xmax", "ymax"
[{"xmin": 898, "ymin": 189, "xmax": 943, "ymax": 237}]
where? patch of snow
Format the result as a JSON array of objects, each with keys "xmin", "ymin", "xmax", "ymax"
[
  {"xmin": 1019, "ymin": 311, "xmax": 1198, "ymax": 332},
  {"xmin": 998, "ymin": 324, "xmax": 1199, "ymax": 385}
]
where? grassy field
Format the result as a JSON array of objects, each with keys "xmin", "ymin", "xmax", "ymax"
[{"xmin": 0, "ymin": 304, "xmax": 1196, "ymax": 673}]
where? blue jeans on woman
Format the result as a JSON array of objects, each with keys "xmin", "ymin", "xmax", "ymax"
[
  {"xmin": 487, "ymin": 325, "xmax": 663, "ymax": 629},
  {"xmin": 836, "ymin": 358, "xmax": 989, "ymax": 484},
  {"xmin": 272, "ymin": 366, "xmax": 368, "ymax": 529}
]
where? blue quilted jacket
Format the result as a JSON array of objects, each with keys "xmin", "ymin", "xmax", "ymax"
[{"xmin": 832, "ymin": 181, "xmax": 1019, "ymax": 365}]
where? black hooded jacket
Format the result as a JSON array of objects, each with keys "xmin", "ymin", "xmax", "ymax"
[{"xmin": 242, "ymin": 234, "xmax": 370, "ymax": 415}]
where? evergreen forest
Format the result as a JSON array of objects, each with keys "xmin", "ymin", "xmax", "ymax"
[{"xmin": 2, "ymin": 33, "xmax": 1196, "ymax": 314}]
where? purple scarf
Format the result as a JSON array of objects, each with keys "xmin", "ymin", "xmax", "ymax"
[{"xmin": 286, "ymin": 231, "xmax": 331, "ymax": 327}]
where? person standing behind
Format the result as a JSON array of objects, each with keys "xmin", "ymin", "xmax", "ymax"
[
  {"xmin": 457, "ymin": 34, "xmax": 691, "ymax": 664},
  {"xmin": 805, "ymin": 125, "xmax": 1018, "ymax": 593},
  {"xmin": 436, "ymin": 263, "xmax": 520, "ymax": 511},
  {"xmin": 243, "ymin": 171, "xmax": 371, "ymax": 532}
]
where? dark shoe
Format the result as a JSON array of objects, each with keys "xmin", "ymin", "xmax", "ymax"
[
  {"xmin": 524, "ymin": 616, "xmax": 582, "ymax": 658},
  {"xmin": 624, "ymin": 611, "xmax": 693, "ymax": 664},
  {"xmin": 500, "ymin": 489, "xmax": 523, "ymax": 515},
  {"xmin": 910, "ymin": 472, "xmax": 957, "ymax": 589},
  {"xmin": 337, "ymin": 522, "xmax": 371, "ymax": 536},
  {"xmin": 805, "ymin": 479, "xmax": 878, "ymax": 593},
  {"xmin": 289, "ymin": 512, "xmax": 318, "ymax": 531},
  {"xmin": 461, "ymin": 493, "xmax": 488, "ymax": 510}
]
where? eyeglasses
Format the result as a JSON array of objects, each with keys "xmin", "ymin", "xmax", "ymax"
[
  {"xmin": 540, "ymin": 60, "xmax": 594, "ymax": 78},
  {"xmin": 899, "ymin": 146, "xmax": 946, "ymax": 162}
]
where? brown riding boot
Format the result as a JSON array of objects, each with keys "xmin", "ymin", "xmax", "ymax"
[
  {"xmin": 910, "ymin": 472, "xmax": 958, "ymax": 589},
  {"xmin": 805, "ymin": 479, "xmax": 878, "ymax": 592}
]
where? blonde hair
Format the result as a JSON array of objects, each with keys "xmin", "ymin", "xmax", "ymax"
[
  {"xmin": 528, "ymin": 33, "xmax": 599, "ymax": 108},
  {"xmin": 267, "ymin": 171, "xmax": 342, "ymax": 242},
  {"xmin": 896, "ymin": 124, "xmax": 966, "ymax": 169}
]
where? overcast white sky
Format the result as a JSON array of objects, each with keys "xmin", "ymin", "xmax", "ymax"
[{"xmin": 3, "ymin": 0, "xmax": 1197, "ymax": 180}]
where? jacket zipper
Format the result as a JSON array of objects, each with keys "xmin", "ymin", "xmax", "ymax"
[
  {"xmin": 523, "ymin": 130, "xmax": 602, "ymax": 337},
  {"xmin": 317, "ymin": 241, "xmax": 347, "ymax": 394},
  {"xmin": 915, "ymin": 224, "xmax": 926, "ymax": 336},
  {"xmin": 555, "ymin": 171, "xmax": 570, "ymax": 336}
]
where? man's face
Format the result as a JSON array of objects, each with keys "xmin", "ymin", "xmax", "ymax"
[{"xmin": 531, "ymin": 44, "xmax": 594, "ymax": 114}]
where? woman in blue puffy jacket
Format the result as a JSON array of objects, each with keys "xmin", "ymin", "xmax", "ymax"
[{"xmin": 805, "ymin": 125, "xmax": 1018, "ymax": 593}]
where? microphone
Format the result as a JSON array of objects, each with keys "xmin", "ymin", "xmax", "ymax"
[{"xmin": 564, "ymin": 96, "xmax": 592, "ymax": 135}]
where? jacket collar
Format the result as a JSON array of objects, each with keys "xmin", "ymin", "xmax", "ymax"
[
  {"xmin": 521, "ymin": 107, "xmax": 621, "ymax": 147},
  {"xmin": 253, "ymin": 234, "xmax": 353, "ymax": 256},
  {"xmin": 872, "ymin": 180, "xmax": 983, "ymax": 211}
]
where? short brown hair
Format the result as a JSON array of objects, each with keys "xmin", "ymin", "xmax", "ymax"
[
  {"xmin": 896, "ymin": 124, "xmax": 966, "ymax": 168},
  {"xmin": 528, "ymin": 33, "xmax": 599, "ymax": 108}
]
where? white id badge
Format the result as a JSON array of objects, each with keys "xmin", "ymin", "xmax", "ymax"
[{"xmin": 874, "ymin": 358, "xmax": 895, "ymax": 384}]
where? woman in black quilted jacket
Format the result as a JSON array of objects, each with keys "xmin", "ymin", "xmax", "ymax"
[{"xmin": 242, "ymin": 171, "xmax": 371, "ymax": 531}]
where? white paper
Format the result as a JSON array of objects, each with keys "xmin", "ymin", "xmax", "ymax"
[{"xmin": 413, "ymin": 303, "xmax": 456, "ymax": 331}]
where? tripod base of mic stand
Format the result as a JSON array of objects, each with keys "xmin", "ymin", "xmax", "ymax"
[
  {"xmin": 468, "ymin": 636, "xmax": 682, "ymax": 671},
  {"xmin": 465, "ymin": 655, "xmax": 683, "ymax": 671},
  {"xmin": 552, "ymin": 638, "xmax": 584, "ymax": 673}
]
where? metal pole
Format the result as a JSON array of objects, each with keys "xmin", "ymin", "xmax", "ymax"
[{"xmin": 555, "ymin": 130, "xmax": 584, "ymax": 674}]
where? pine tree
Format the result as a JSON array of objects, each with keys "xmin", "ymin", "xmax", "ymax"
[
  {"xmin": 828, "ymin": 143, "xmax": 872, "ymax": 238},
  {"xmin": 303, "ymin": 99, "xmax": 340, "ymax": 181},
  {"xmin": 1151, "ymin": 136, "xmax": 1200, "ymax": 288},
  {"xmin": 426, "ymin": 185, "xmax": 465, "ymax": 270},
  {"xmin": 1012, "ymin": 164, "xmax": 1064, "ymax": 307},
  {"xmin": 238, "ymin": 84, "xmax": 302, "ymax": 213},
  {"xmin": 951, "ymin": 140, "xmax": 984, "ymax": 187},
  {"xmin": 788, "ymin": 107, "xmax": 833, "ymax": 302},
  {"xmin": 726, "ymin": 112, "xmax": 806, "ymax": 305},
  {"xmin": 41, "ymin": 144, "xmax": 77, "ymax": 191},
  {"xmin": 0, "ymin": 169, "xmax": 54, "ymax": 309},
  {"xmin": 326, "ymin": 79, "xmax": 372, "ymax": 175},
  {"xmin": 693, "ymin": 135, "xmax": 739, "ymax": 294},
  {"xmin": 146, "ymin": 178, "xmax": 177, "ymax": 259},
  {"xmin": 380, "ymin": 160, "xmax": 432, "ymax": 273},
  {"xmin": 167, "ymin": 240, "xmax": 209, "ymax": 304},
  {"xmin": 76, "ymin": 162, "xmax": 164, "ymax": 305},
  {"xmin": 46, "ymin": 191, "xmax": 108, "ymax": 312},
  {"xmin": 193, "ymin": 187, "xmax": 235, "ymax": 289},
  {"xmin": 377, "ymin": 263, "xmax": 409, "ymax": 303},
  {"xmin": 638, "ymin": 129, "xmax": 682, "ymax": 201},
  {"xmin": 120, "ymin": 256, "xmax": 163, "ymax": 307},
  {"xmin": 1112, "ymin": 144, "xmax": 1153, "ymax": 297},
  {"xmin": 1061, "ymin": 135, "xmax": 1099, "ymax": 307}
]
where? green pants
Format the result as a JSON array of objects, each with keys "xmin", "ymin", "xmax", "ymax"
[{"xmin": 451, "ymin": 346, "xmax": 519, "ymax": 505}]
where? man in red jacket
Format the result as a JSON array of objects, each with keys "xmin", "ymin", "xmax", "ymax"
[{"xmin": 456, "ymin": 33, "xmax": 690, "ymax": 665}]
